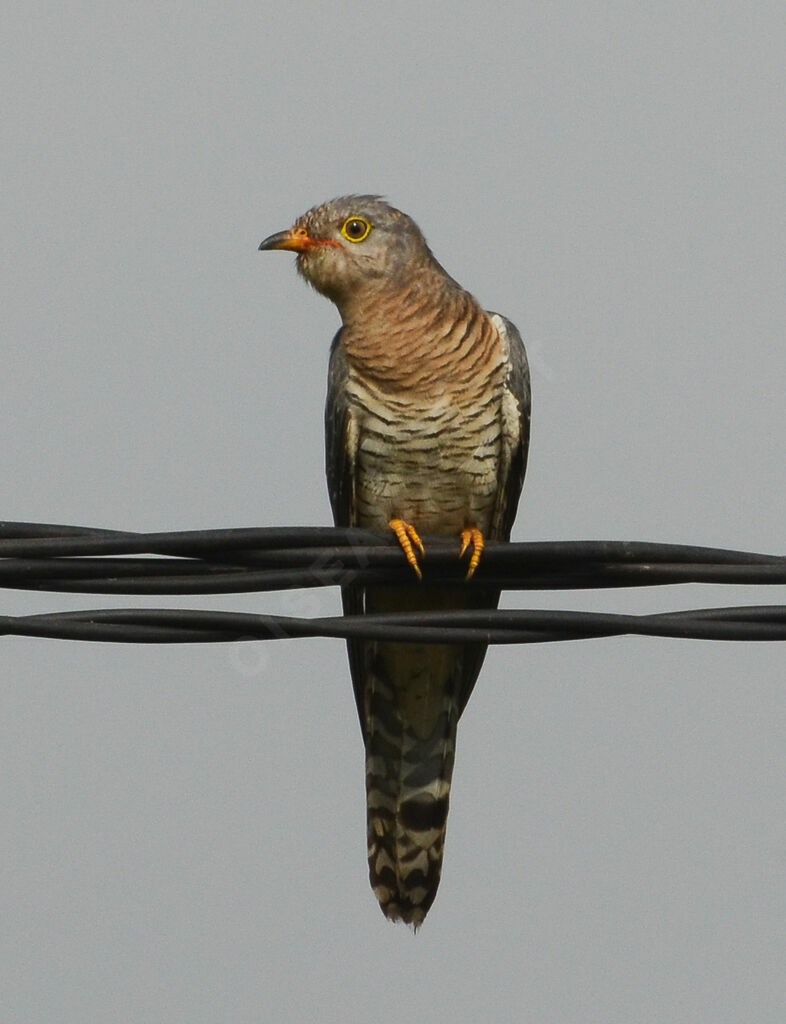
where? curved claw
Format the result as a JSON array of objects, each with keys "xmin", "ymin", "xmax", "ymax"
[
  {"xmin": 459, "ymin": 527, "xmax": 485, "ymax": 580},
  {"xmin": 388, "ymin": 519, "xmax": 425, "ymax": 580}
]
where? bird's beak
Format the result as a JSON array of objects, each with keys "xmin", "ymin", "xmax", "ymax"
[
  {"xmin": 259, "ymin": 226, "xmax": 339, "ymax": 253},
  {"xmin": 258, "ymin": 227, "xmax": 309, "ymax": 252}
]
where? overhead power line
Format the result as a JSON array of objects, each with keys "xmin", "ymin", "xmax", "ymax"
[{"xmin": 1, "ymin": 521, "xmax": 783, "ymax": 645}]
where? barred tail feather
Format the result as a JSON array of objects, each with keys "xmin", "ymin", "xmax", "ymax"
[
  {"xmin": 346, "ymin": 584, "xmax": 495, "ymax": 925},
  {"xmin": 364, "ymin": 660, "xmax": 460, "ymax": 927}
]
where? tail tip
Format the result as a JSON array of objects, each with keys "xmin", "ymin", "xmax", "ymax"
[{"xmin": 373, "ymin": 880, "xmax": 433, "ymax": 929}]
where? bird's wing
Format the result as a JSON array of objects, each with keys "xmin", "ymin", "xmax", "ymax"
[
  {"xmin": 325, "ymin": 328, "xmax": 355, "ymax": 527},
  {"xmin": 488, "ymin": 313, "xmax": 531, "ymax": 541},
  {"xmin": 324, "ymin": 330, "xmax": 369, "ymax": 735}
]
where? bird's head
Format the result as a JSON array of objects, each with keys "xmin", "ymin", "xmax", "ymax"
[{"xmin": 259, "ymin": 196, "xmax": 435, "ymax": 307}]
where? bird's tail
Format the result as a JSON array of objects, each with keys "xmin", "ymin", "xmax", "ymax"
[{"xmin": 363, "ymin": 640, "xmax": 462, "ymax": 927}]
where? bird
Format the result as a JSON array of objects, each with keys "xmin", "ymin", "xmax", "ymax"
[{"xmin": 259, "ymin": 196, "xmax": 530, "ymax": 926}]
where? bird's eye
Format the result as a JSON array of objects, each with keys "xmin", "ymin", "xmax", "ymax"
[{"xmin": 341, "ymin": 217, "xmax": 372, "ymax": 243}]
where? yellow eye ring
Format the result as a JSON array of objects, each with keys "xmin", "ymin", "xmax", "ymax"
[{"xmin": 340, "ymin": 216, "xmax": 372, "ymax": 243}]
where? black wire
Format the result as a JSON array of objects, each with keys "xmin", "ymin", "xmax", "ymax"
[
  {"xmin": 0, "ymin": 522, "xmax": 783, "ymax": 646},
  {"xmin": 0, "ymin": 523, "xmax": 784, "ymax": 593},
  {"xmin": 1, "ymin": 522, "xmax": 783, "ymax": 562},
  {"xmin": 1, "ymin": 606, "xmax": 784, "ymax": 645}
]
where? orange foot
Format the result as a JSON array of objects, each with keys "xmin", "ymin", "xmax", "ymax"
[
  {"xmin": 459, "ymin": 527, "xmax": 485, "ymax": 580},
  {"xmin": 388, "ymin": 518, "xmax": 425, "ymax": 580}
]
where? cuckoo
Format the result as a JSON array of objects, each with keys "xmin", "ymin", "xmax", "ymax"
[{"xmin": 259, "ymin": 196, "xmax": 531, "ymax": 926}]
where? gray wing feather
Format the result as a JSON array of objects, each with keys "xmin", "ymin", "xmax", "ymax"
[
  {"xmin": 325, "ymin": 330, "xmax": 370, "ymax": 735},
  {"xmin": 488, "ymin": 313, "xmax": 531, "ymax": 541},
  {"xmin": 325, "ymin": 328, "xmax": 354, "ymax": 528}
]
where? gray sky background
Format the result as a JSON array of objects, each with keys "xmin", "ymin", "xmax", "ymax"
[{"xmin": 2, "ymin": 3, "xmax": 784, "ymax": 1022}]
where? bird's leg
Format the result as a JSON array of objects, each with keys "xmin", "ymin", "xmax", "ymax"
[
  {"xmin": 388, "ymin": 519, "xmax": 425, "ymax": 580},
  {"xmin": 459, "ymin": 527, "xmax": 485, "ymax": 580}
]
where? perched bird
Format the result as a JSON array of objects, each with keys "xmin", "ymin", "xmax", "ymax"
[{"xmin": 259, "ymin": 196, "xmax": 530, "ymax": 926}]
